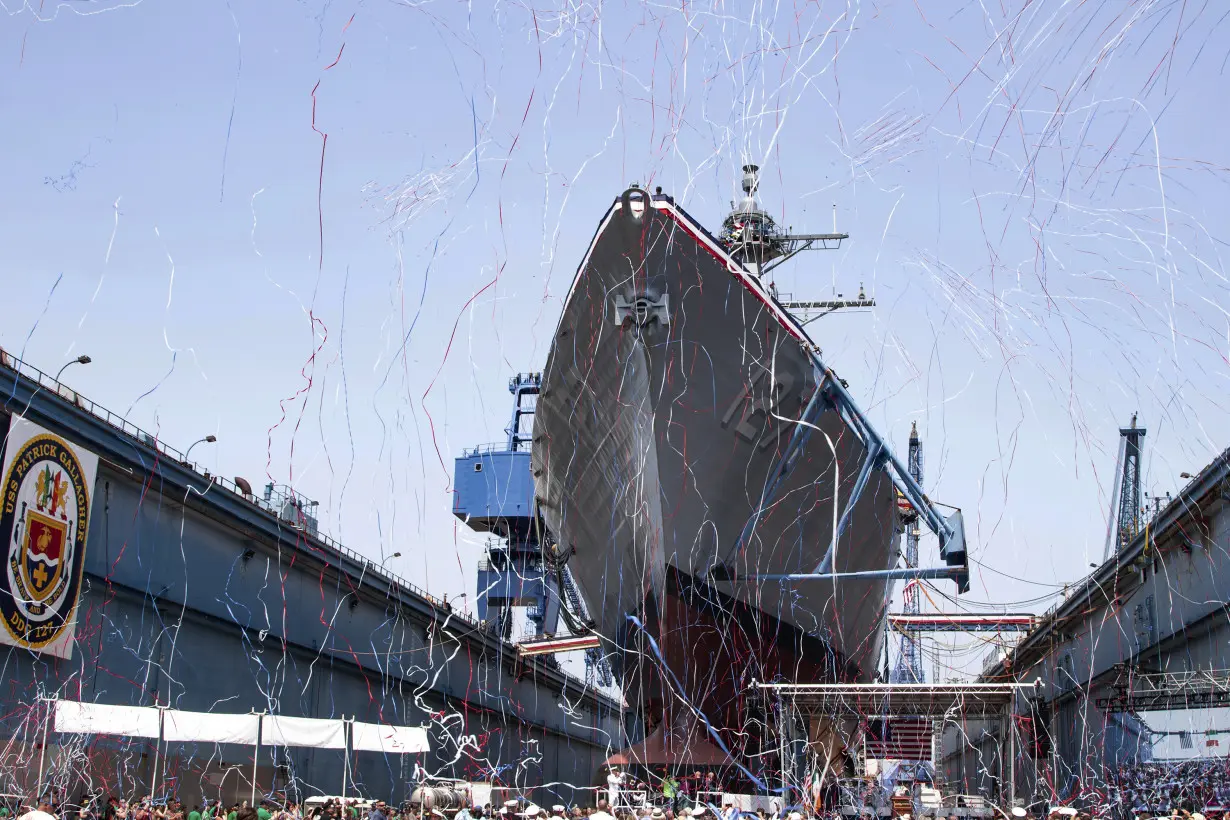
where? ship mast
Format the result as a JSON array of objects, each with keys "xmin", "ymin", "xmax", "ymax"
[{"xmin": 719, "ymin": 164, "xmax": 873, "ymax": 322}]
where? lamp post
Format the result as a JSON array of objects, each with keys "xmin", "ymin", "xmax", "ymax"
[
  {"xmin": 380, "ymin": 552, "xmax": 402, "ymax": 567},
  {"xmin": 186, "ymin": 434, "xmax": 217, "ymax": 462},
  {"xmin": 55, "ymin": 354, "xmax": 91, "ymax": 382}
]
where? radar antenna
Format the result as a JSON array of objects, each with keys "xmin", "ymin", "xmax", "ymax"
[
  {"xmin": 720, "ymin": 164, "xmax": 848, "ymax": 276},
  {"xmin": 720, "ymin": 164, "xmax": 873, "ymax": 321}
]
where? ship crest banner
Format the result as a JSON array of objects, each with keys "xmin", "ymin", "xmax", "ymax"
[{"xmin": 0, "ymin": 417, "xmax": 97, "ymax": 659}]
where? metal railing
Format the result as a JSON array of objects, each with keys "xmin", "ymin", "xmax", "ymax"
[
  {"xmin": 0, "ymin": 347, "xmax": 479, "ymax": 629},
  {"xmin": 459, "ymin": 443, "xmax": 518, "ymax": 458}
]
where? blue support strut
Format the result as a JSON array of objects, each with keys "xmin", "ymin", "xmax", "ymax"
[
  {"xmin": 721, "ymin": 354, "xmax": 969, "ymax": 591},
  {"xmin": 816, "ymin": 439, "xmax": 883, "ymax": 574},
  {"xmin": 821, "ymin": 370, "xmax": 958, "ymax": 559}
]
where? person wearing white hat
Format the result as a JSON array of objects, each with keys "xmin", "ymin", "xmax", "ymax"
[
  {"xmin": 550, "ymin": 809, "xmax": 566, "ymax": 818},
  {"xmin": 689, "ymin": 809, "xmax": 707, "ymax": 818},
  {"xmin": 18, "ymin": 811, "xmax": 57, "ymax": 820},
  {"xmin": 518, "ymin": 808, "xmax": 541, "ymax": 819},
  {"xmin": 1012, "ymin": 809, "xmax": 1028, "ymax": 818},
  {"xmin": 787, "ymin": 813, "xmax": 805, "ymax": 820},
  {"xmin": 650, "ymin": 812, "xmax": 665, "ymax": 820}
]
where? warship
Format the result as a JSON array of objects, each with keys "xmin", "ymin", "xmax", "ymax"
[{"xmin": 529, "ymin": 168, "xmax": 966, "ymax": 762}]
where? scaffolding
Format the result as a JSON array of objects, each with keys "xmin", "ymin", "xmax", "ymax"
[
  {"xmin": 1095, "ymin": 669, "xmax": 1230, "ymax": 712},
  {"xmin": 754, "ymin": 681, "xmax": 1043, "ymax": 809},
  {"xmin": 887, "ymin": 614, "xmax": 1037, "ymax": 633}
]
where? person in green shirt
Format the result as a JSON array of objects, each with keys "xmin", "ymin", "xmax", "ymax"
[
  {"xmin": 257, "ymin": 805, "xmax": 272, "ymax": 820},
  {"xmin": 189, "ymin": 806, "xmax": 202, "ymax": 820},
  {"xmin": 663, "ymin": 774, "xmax": 680, "ymax": 811},
  {"xmin": 228, "ymin": 805, "xmax": 239, "ymax": 820}
]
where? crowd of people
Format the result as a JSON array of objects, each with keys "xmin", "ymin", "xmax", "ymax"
[
  {"xmin": 1107, "ymin": 760, "xmax": 1230, "ymax": 815},
  {"xmin": 448, "ymin": 800, "xmax": 832, "ymax": 820},
  {"xmin": 0, "ymin": 801, "xmax": 750, "ymax": 820},
  {"xmin": 7, "ymin": 768, "xmax": 1230, "ymax": 820},
  {"xmin": 0, "ymin": 798, "xmax": 312, "ymax": 820}
]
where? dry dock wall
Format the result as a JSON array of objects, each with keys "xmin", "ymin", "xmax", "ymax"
[{"xmin": 0, "ymin": 356, "xmax": 623, "ymax": 806}]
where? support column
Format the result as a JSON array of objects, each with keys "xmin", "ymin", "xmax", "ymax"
[
  {"xmin": 36, "ymin": 698, "xmax": 51, "ymax": 800},
  {"xmin": 1049, "ymin": 698, "xmax": 1060, "ymax": 797},
  {"xmin": 1007, "ymin": 704, "xmax": 1016, "ymax": 808},
  {"xmin": 341, "ymin": 716, "xmax": 349, "ymax": 800},
  {"xmin": 151, "ymin": 707, "xmax": 165, "ymax": 800},
  {"xmin": 251, "ymin": 713, "xmax": 263, "ymax": 806},
  {"xmin": 778, "ymin": 701, "xmax": 789, "ymax": 802}
]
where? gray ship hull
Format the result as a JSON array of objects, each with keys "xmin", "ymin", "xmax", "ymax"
[{"xmin": 532, "ymin": 189, "xmax": 900, "ymax": 739}]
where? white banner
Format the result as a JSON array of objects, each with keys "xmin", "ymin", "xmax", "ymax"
[
  {"xmin": 55, "ymin": 700, "xmax": 161, "ymax": 738},
  {"xmin": 0, "ymin": 417, "xmax": 99, "ymax": 659},
  {"xmin": 51, "ymin": 702, "xmax": 426, "ymax": 754},
  {"xmin": 262, "ymin": 715, "xmax": 346, "ymax": 749},
  {"xmin": 351, "ymin": 721, "xmax": 429, "ymax": 754},
  {"xmin": 163, "ymin": 709, "xmax": 261, "ymax": 745}
]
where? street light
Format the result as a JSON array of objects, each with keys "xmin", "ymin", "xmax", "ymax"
[
  {"xmin": 186, "ymin": 434, "xmax": 217, "ymax": 462},
  {"xmin": 380, "ymin": 552, "xmax": 403, "ymax": 567},
  {"xmin": 55, "ymin": 354, "xmax": 91, "ymax": 382}
]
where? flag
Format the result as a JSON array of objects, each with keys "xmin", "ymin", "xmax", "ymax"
[{"xmin": 865, "ymin": 718, "xmax": 932, "ymax": 761}]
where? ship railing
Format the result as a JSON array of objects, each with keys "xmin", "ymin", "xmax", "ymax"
[
  {"xmin": 0, "ymin": 346, "xmax": 482, "ymax": 631},
  {"xmin": 460, "ymin": 442, "xmax": 517, "ymax": 457}
]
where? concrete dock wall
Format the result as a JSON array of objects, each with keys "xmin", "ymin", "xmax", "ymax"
[{"xmin": 0, "ymin": 355, "xmax": 623, "ymax": 806}]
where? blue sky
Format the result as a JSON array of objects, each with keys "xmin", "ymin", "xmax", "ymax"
[{"xmin": 2, "ymin": 0, "xmax": 1228, "ymax": 676}]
